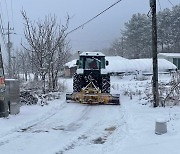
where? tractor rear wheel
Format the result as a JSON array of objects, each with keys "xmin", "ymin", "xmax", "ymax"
[
  {"xmin": 73, "ymin": 73, "xmax": 82, "ymax": 92},
  {"xmin": 102, "ymin": 74, "xmax": 110, "ymax": 93}
]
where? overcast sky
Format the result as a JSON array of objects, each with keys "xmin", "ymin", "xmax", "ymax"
[{"xmin": 0, "ymin": 0, "xmax": 180, "ymax": 53}]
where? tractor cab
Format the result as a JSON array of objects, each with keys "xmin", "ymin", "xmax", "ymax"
[{"xmin": 76, "ymin": 52, "xmax": 108, "ymax": 70}]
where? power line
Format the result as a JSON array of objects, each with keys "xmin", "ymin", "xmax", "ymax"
[
  {"xmin": 0, "ymin": 1, "xmax": 9, "ymax": 53},
  {"xmin": 0, "ymin": 2, "xmax": 5, "ymax": 27},
  {"xmin": 0, "ymin": 15, "xmax": 7, "ymax": 50},
  {"xmin": 158, "ymin": 0, "xmax": 162, "ymax": 11},
  {"xmin": 0, "ymin": 15, "xmax": 5, "ymax": 33},
  {"xmin": 4, "ymin": 0, "xmax": 9, "ymax": 22},
  {"xmin": 10, "ymin": 0, "xmax": 14, "ymax": 28},
  {"xmin": 9, "ymin": 0, "xmax": 15, "ymax": 48},
  {"xmin": 67, "ymin": 0, "xmax": 123, "ymax": 35},
  {"xmin": 0, "ymin": 25, "xmax": 8, "ymax": 51},
  {"xmin": 167, "ymin": 0, "xmax": 174, "ymax": 6}
]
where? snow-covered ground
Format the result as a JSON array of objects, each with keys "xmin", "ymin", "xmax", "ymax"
[{"xmin": 1, "ymin": 74, "xmax": 180, "ymax": 154}]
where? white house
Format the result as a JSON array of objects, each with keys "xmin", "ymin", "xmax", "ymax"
[
  {"xmin": 64, "ymin": 59, "xmax": 77, "ymax": 77},
  {"xmin": 158, "ymin": 53, "xmax": 180, "ymax": 69}
]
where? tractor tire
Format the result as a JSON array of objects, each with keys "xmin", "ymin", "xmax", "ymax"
[
  {"xmin": 102, "ymin": 74, "xmax": 110, "ymax": 93},
  {"xmin": 73, "ymin": 73, "xmax": 83, "ymax": 92}
]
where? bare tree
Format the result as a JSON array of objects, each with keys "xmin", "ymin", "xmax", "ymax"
[
  {"xmin": 10, "ymin": 48, "xmax": 32, "ymax": 81},
  {"xmin": 17, "ymin": 49, "xmax": 30, "ymax": 81},
  {"xmin": 47, "ymin": 40, "xmax": 71, "ymax": 91},
  {"xmin": 21, "ymin": 10, "xmax": 70, "ymax": 93}
]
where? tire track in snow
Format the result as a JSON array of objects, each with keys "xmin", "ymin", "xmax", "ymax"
[
  {"xmin": 0, "ymin": 103, "xmax": 92, "ymax": 149},
  {"xmin": 17, "ymin": 102, "xmax": 67, "ymax": 132},
  {"xmin": 0, "ymin": 101, "xmax": 67, "ymax": 145},
  {"xmin": 99, "ymin": 105, "xmax": 128, "ymax": 154},
  {"xmin": 1, "ymin": 103, "xmax": 126, "ymax": 153},
  {"xmin": 52, "ymin": 105, "xmax": 92, "ymax": 132},
  {"xmin": 56, "ymin": 105, "xmax": 126, "ymax": 154}
]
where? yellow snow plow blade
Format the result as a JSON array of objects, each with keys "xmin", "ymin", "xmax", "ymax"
[{"xmin": 66, "ymin": 81, "xmax": 120, "ymax": 105}]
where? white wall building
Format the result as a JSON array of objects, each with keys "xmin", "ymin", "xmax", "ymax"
[{"xmin": 158, "ymin": 53, "xmax": 180, "ymax": 70}]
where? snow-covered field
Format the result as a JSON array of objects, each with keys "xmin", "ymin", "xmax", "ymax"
[{"xmin": 1, "ymin": 75, "xmax": 180, "ymax": 154}]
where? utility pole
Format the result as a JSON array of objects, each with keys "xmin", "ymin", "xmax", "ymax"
[
  {"xmin": 4, "ymin": 22, "xmax": 14, "ymax": 78},
  {"xmin": 0, "ymin": 45, "xmax": 9, "ymax": 117},
  {"xmin": 150, "ymin": 0, "xmax": 159, "ymax": 107}
]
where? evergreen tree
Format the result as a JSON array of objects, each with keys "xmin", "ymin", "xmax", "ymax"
[
  {"xmin": 157, "ymin": 8, "xmax": 172, "ymax": 52},
  {"xmin": 122, "ymin": 13, "xmax": 151, "ymax": 58},
  {"xmin": 171, "ymin": 5, "xmax": 180, "ymax": 52}
]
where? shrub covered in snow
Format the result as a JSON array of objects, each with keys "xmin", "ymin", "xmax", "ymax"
[{"xmin": 20, "ymin": 91, "xmax": 38, "ymax": 105}]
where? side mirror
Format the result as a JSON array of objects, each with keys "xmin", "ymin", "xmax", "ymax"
[
  {"xmin": 106, "ymin": 60, "xmax": 109, "ymax": 66},
  {"xmin": 76, "ymin": 60, "xmax": 79, "ymax": 65}
]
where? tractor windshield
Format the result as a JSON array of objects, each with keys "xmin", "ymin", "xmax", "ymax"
[
  {"xmin": 79, "ymin": 56, "xmax": 105, "ymax": 70},
  {"xmin": 85, "ymin": 57, "xmax": 99, "ymax": 69}
]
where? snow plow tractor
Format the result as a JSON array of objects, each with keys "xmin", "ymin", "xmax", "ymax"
[{"xmin": 66, "ymin": 52, "xmax": 120, "ymax": 105}]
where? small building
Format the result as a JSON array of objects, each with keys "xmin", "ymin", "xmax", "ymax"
[
  {"xmin": 64, "ymin": 59, "xmax": 77, "ymax": 77},
  {"xmin": 64, "ymin": 56, "xmax": 177, "ymax": 77},
  {"xmin": 105, "ymin": 56, "xmax": 127, "ymax": 75},
  {"xmin": 158, "ymin": 53, "xmax": 180, "ymax": 69},
  {"xmin": 106, "ymin": 57, "xmax": 177, "ymax": 75}
]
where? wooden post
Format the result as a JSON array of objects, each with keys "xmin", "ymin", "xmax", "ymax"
[{"xmin": 150, "ymin": 0, "xmax": 159, "ymax": 107}]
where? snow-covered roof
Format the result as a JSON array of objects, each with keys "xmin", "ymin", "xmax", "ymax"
[
  {"xmin": 158, "ymin": 53, "xmax": 180, "ymax": 58},
  {"xmin": 106, "ymin": 56, "xmax": 127, "ymax": 61},
  {"xmin": 106, "ymin": 58, "xmax": 177, "ymax": 73},
  {"xmin": 64, "ymin": 56, "xmax": 177, "ymax": 73},
  {"xmin": 80, "ymin": 52, "xmax": 105, "ymax": 57},
  {"xmin": 64, "ymin": 59, "xmax": 77, "ymax": 68}
]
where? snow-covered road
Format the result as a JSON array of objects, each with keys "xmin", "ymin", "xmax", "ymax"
[
  {"xmin": 0, "ymin": 98, "xmax": 125, "ymax": 154},
  {"xmin": 1, "ymin": 75, "xmax": 180, "ymax": 154}
]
